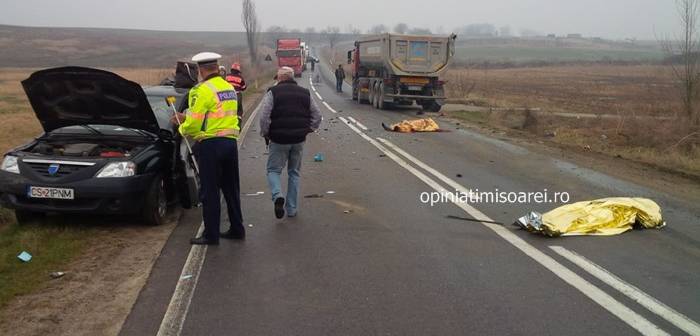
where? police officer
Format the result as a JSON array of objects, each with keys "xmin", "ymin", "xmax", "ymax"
[
  {"xmin": 172, "ymin": 52, "xmax": 245, "ymax": 245},
  {"xmin": 225, "ymin": 63, "xmax": 247, "ymax": 119}
]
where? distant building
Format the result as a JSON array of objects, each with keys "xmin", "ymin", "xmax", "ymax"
[{"xmin": 567, "ymin": 33, "xmax": 583, "ymax": 39}]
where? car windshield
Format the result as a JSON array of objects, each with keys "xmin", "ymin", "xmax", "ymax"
[
  {"xmin": 277, "ymin": 50, "xmax": 301, "ymax": 58},
  {"xmin": 147, "ymin": 94, "xmax": 185, "ymax": 130}
]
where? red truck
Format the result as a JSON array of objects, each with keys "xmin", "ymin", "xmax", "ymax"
[{"xmin": 276, "ymin": 38, "xmax": 304, "ymax": 77}]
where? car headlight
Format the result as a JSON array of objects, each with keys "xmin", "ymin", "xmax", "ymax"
[
  {"xmin": 1, "ymin": 155, "xmax": 20, "ymax": 174},
  {"xmin": 96, "ymin": 161, "xmax": 136, "ymax": 178}
]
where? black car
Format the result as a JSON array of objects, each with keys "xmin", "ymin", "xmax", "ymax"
[{"xmin": 0, "ymin": 67, "xmax": 198, "ymax": 225}]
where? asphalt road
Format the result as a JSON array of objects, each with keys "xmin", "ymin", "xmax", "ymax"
[{"xmin": 120, "ymin": 63, "xmax": 700, "ymax": 336}]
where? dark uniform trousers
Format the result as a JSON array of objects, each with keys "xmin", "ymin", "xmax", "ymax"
[{"xmin": 194, "ymin": 137, "xmax": 244, "ymax": 241}]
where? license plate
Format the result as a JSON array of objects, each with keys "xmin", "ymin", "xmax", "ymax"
[
  {"xmin": 400, "ymin": 77, "xmax": 430, "ymax": 85},
  {"xmin": 28, "ymin": 186, "xmax": 74, "ymax": 200},
  {"xmin": 408, "ymin": 86, "xmax": 423, "ymax": 91}
]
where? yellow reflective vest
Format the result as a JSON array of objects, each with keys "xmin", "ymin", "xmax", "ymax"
[{"xmin": 179, "ymin": 76, "xmax": 240, "ymax": 141}]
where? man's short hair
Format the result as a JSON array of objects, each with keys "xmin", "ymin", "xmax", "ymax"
[{"xmin": 277, "ymin": 66, "xmax": 294, "ymax": 80}]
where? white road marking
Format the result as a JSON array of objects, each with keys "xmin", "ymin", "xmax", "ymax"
[
  {"xmin": 314, "ymin": 91, "xmax": 323, "ymax": 100},
  {"xmin": 157, "ymin": 98, "xmax": 264, "ymax": 336},
  {"xmin": 373, "ymin": 137, "xmax": 668, "ymax": 336},
  {"xmin": 356, "ymin": 122, "xmax": 369, "ymax": 131},
  {"xmin": 550, "ymin": 246, "xmax": 700, "ymax": 336},
  {"xmin": 322, "ymin": 101, "xmax": 337, "ymax": 114},
  {"xmin": 346, "ymin": 117, "xmax": 369, "ymax": 131},
  {"xmin": 339, "ymin": 116, "xmax": 349, "ymax": 123}
]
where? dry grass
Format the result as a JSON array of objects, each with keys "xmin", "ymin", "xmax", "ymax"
[
  {"xmin": 446, "ymin": 64, "xmax": 680, "ymax": 117},
  {"xmin": 444, "ymin": 63, "xmax": 700, "ymax": 176}
]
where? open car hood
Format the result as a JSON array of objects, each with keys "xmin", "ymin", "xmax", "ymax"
[{"xmin": 22, "ymin": 67, "xmax": 160, "ymax": 134}]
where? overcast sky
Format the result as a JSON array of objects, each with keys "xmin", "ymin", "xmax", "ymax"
[{"xmin": 0, "ymin": 0, "xmax": 680, "ymax": 39}]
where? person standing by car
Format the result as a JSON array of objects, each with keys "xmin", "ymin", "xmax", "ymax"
[
  {"xmin": 225, "ymin": 63, "xmax": 247, "ymax": 119},
  {"xmin": 259, "ymin": 67, "xmax": 322, "ymax": 219},
  {"xmin": 172, "ymin": 52, "xmax": 245, "ymax": 245},
  {"xmin": 334, "ymin": 64, "xmax": 345, "ymax": 92}
]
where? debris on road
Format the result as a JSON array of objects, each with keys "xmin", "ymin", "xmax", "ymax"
[
  {"xmin": 17, "ymin": 251, "xmax": 32, "ymax": 262},
  {"xmin": 49, "ymin": 272, "xmax": 66, "ymax": 279},
  {"xmin": 456, "ymin": 174, "xmax": 463, "ymax": 178},
  {"xmin": 304, "ymin": 194, "xmax": 324, "ymax": 198},
  {"xmin": 379, "ymin": 154, "xmax": 387, "ymax": 158},
  {"xmin": 514, "ymin": 198, "xmax": 665, "ymax": 237},
  {"xmin": 244, "ymin": 191, "xmax": 265, "ymax": 196},
  {"xmin": 180, "ymin": 275, "xmax": 193, "ymax": 280},
  {"xmin": 382, "ymin": 118, "xmax": 441, "ymax": 133},
  {"xmin": 343, "ymin": 210, "xmax": 352, "ymax": 214},
  {"xmin": 313, "ymin": 153, "xmax": 324, "ymax": 162},
  {"xmin": 248, "ymin": 224, "xmax": 254, "ymax": 228},
  {"xmin": 326, "ymin": 191, "xmax": 336, "ymax": 194},
  {"xmin": 447, "ymin": 215, "xmax": 504, "ymax": 225}
]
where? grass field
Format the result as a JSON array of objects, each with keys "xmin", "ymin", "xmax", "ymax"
[
  {"xmin": 444, "ymin": 64, "xmax": 700, "ymax": 176},
  {"xmin": 455, "ymin": 46, "xmax": 665, "ymax": 63}
]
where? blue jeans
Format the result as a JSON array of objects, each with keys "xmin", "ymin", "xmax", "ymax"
[
  {"xmin": 266, "ymin": 142, "xmax": 304, "ymax": 215},
  {"xmin": 336, "ymin": 79, "xmax": 343, "ymax": 92}
]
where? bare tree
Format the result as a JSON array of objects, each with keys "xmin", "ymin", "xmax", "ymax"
[
  {"xmin": 369, "ymin": 24, "xmax": 389, "ymax": 34},
  {"xmin": 408, "ymin": 27, "xmax": 432, "ymax": 35},
  {"xmin": 322, "ymin": 26, "xmax": 341, "ymax": 48},
  {"xmin": 394, "ymin": 23, "xmax": 409, "ymax": 34},
  {"xmin": 242, "ymin": 0, "xmax": 260, "ymax": 65},
  {"xmin": 662, "ymin": 0, "xmax": 700, "ymax": 127}
]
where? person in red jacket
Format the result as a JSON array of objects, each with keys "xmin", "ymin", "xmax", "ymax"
[{"xmin": 225, "ymin": 63, "xmax": 247, "ymax": 119}]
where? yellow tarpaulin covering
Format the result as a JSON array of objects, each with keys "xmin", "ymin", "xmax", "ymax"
[
  {"xmin": 383, "ymin": 118, "xmax": 440, "ymax": 133},
  {"xmin": 516, "ymin": 198, "xmax": 665, "ymax": 237}
]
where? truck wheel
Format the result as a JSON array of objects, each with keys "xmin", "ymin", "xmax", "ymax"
[
  {"xmin": 142, "ymin": 176, "xmax": 168, "ymax": 226},
  {"xmin": 377, "ymin": 83, "xmax": 388, "ymax": 110},
  {"xmin": 373, "ymin": 84, "xmax": 380, "ymax": 109},
  {"xmin": 15, "ymin": 210, "xmax": 45, "ymax": 225},
  {"xmin": 422, "ymin": 101, "xmax": 442, "ymax": 112}
]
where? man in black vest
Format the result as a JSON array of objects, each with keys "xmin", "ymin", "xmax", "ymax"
[{"xmin": 260, "ymin": 67, "xmax": 322, "ymax": 218}]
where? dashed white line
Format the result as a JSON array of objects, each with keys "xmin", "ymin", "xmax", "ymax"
[
  {"xmin": 322, "ymin": 101, "xmax": 337, "ymax": 114},
  {"xmin": 157, "ymin": 98, "xmax": 264, "ymax": 336},
  {"xmin": 550, "ymin": 246, "xmax": 700, "ymax": 336}
]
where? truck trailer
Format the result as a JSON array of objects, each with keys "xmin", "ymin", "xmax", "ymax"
[
  {"xmin": 347, "ymin": 33, "xmax": 457, "ymax": 111},
  {"xmin": 276, "ymin": 38, "xmax": 304, "ymax": 77}
]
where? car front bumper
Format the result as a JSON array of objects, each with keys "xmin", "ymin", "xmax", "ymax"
[{"xmin": 0, "ymin": 171, "xmax": 156, "ymax": 214}]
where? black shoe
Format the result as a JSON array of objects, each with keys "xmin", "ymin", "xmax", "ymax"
[
  {"xmin": 274, "ymin": 197, "xmax": 285, "ymax": 219},
  {"xmin": 221, "ymin": 229, "xmax": 245, "ymax": 240},
  {"xmin": 190, "ymin": 236, "xmax": 219, "ymax": 245}
]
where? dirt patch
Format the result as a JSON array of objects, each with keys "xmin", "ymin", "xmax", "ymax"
[{"xmin": 0, "ymin": 212, "xmax": 179, "ymax": 336}]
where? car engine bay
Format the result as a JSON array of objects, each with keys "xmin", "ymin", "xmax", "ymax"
[{"xmin": 29, "ymin": 141, "xmax": 144, "ymax": 158}]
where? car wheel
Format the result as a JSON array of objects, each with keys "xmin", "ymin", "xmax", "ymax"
[
  {"xmin": 15, "ymin": 210, "xmax": 44, "ymax": 225},
  {"xmin": 143, "ymin": 176, "xmax": 167, "ymax": 226}
]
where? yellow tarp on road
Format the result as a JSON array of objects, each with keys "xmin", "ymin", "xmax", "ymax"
[
  {"xmin": 383, "ymin": 118, "xmax": 441, "ymax": 133},
  {"xmin": 516, "ymin": 198, "xmax": 665, "ymax": 237}
]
